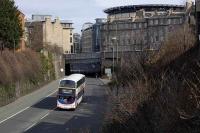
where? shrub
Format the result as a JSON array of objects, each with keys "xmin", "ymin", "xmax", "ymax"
[
  {"xmin": 148, "ymin": 24, "xmax": 195, "ymax": 67},
  {"xmin": 103, "ymin": 24, "xmax": 200, "ymax": 133},
  {"xmin": 0, "ymin": 49, "xmax": 55, "ymax": 106}
]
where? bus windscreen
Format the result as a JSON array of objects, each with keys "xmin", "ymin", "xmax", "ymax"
[
  {"xmin": 58, "ymin": 88, "xmax": 75, "ymax": 104},
  {"xmin": 59, "ymin": 80, "xmax": 75, "ymax": 88},
  {"xmin": 58, "ymin": 88, "xmax": 74, "ymax": 95}
]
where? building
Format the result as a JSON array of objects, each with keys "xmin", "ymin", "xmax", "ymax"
[
  {"xmin": 73, "ymin": 33, "xmax": 81, "ymax": 53},
  {"xmin": 25, "ymin": 15, "xmax": 74, "ymax": 53},
  {"xmin": 101, "ymin": 4, "xmax": 186, "ymax": 54},
  {"xmin": 31, "ymin": 15, "xmax": 52, "ymax": 21},
  {"xmin": 81, "ymin": 23, "xmax": 93, "ymax": 53},
  {"xmin": 17, "ymin": 10, "xmax": 26, "ymax": 51},
  {"xmin": 81, "ymin": 19, "xmax": 106, "ymax": 53},
  {"xmin": 93, "ymin": 18, "xmax": 107, "ymax": 52}
]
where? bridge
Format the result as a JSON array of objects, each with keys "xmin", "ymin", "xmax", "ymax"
[
  {"xmin": 64, "ymin": 52, "xmax": 101, "ymax": 75},
  {"xmin": 64, "ymin": 50, "xmax": 156, "ymax": 75}
]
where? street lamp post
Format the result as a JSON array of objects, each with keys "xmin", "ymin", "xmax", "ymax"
[
  {"xmin": 112, "ymin": 37, "xmax": 118, "ymax": 63},
  {"xmin": 111, "ymin": 47, "xmax": 114, "ymax": 74}
]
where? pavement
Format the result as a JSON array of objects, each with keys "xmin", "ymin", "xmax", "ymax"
[
  {"xmin": 99, "ymin": 78, "xmax": 111, "ymax": 85},
  {"xmin": 0, "ymin": 78, "xmax": 108, "ymax": 133}
]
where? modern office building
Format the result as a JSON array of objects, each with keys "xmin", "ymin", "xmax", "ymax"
[
  {"xmin": 73, "ymin": 33, "xmax": 81, "ymax": 53},
  {"xmin": 93, "ymin": 18, "xmax": 107, "ymax": 52},
  {"xmin": 81, "ymin": 23, "xmax": 93, "ymax": 53},
  {"xmin": 81, "ymin": 19, "xmax": 106, "ymax": 53},
  {"xmin": 25, "ymin": 15, "xmax": 74, "ymax": 53}
]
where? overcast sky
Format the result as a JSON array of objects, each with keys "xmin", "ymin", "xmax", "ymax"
[{"xmin": 15, "ymin": 0, "xmax": 189, "ymax": 33}]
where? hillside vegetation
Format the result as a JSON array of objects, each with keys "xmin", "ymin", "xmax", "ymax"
[
  {"xmin": 0, "ymin": 49, "xmax": 55, "ymax": 106},
  {"xmin": 103, "ymin": 24, "xmax": 200, "ymax": 133}
]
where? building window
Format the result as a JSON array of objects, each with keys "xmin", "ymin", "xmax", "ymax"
[
  {"xmin": 149, "ymin": 20, "xmax": 153, "ymax": 25},
  {"xmin": 160, "ymin": 36, "xmax": 164, "ymax": 41},
  {"xmin": 160, "ymin": 19, "xmax": 164, "ymax": 25},
  {"xmin": 119, "ymin": 23, "xmax": 123, "ymax": 29},
  {"xmin": 133, "ymin": 23, "xmax": 137, "ymax": 29},
  {"xmin": 144, "ymin": 23, "xmax": 147, "ymax": 28},
  {"xmin": 128, "ymin": 39, "xmax": 131, "ymax": 44},
  {"xmin": 151, "ymin": 37, "xmax": 154, "ymax": 43},
  {"xmin": 29, "ymin": 27, "xmax": 33, "ymax": 34},
  {"xmin": 70, "ymin": 37, "xmax": 72, "ymax": 43},
  {"xmin": 168, "ymin": 19, "xmax": 171, "ymax": 25},
  {"xmin": 125, "ymin": 23, "xmax": 129, "ymax": 29},
  {"xmin": 171, "ymin": 19, "xmax": 175, "ymax": 24},
  {"xmin": 180, "ymin": 18, "xmax": 183, "ymax": 24},
  {"xmin": 155, "ymin": 35, "xmax": 159, "ymax": 42},
  {"xmin": 154, "ymin": 19, "xmax": 158, "ymax": 25},
  {"xmin": 139, "ymin": 23, "xmax": 142, "ymax": 28},
  {"xmin": 176, "ymin": 19, "xmax": 180, "ymax": 24}
]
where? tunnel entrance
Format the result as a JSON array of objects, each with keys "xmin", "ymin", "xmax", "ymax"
[{"xmin": 65, "ymin": 63, "xmax": 71, "ymax": 76}]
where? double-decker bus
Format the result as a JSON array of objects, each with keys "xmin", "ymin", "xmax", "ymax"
[{"xmin": 57, "ymin": 74, "xmax": 86, "ymax": 110}]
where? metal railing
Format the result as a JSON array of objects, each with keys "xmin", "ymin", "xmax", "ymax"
[{"xmin": 65, "ymin": 52, "xmax": 101, "ymax": 60}]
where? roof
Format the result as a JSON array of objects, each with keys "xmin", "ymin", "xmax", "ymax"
[
  {"xmin": 61, "ymin": 74, "xmax": 85, "ymax": 83},
  {"xmin": 60, "ymin": 20, "xmax": 73, "ymax": 24},
  {"xmin": 104, "ymin": 4, "xmax": 185, "ymax": 14},
  {"xmin": 17, "ymin": 9, "xmax": 25, "ymax": 16}
]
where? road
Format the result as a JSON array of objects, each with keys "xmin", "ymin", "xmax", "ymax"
[{"xmin": 0, "ymin": 78, "xmax": 108, "ymax": 133}]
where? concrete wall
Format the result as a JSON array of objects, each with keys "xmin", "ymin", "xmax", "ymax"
[
  {"xmin": 26, "ymin": 22, "xmax": 44, "ymax": 51},
  {"xmin": 43, "ymin": 18, "xmax": 63, "ymax": 49},
  {"xmin": 18, "ymin": 10, "xmax": 26, "ymax": 51},
  {"xmin": 62, "ymin": 28, "xmax": 72, "ymax": 53}
]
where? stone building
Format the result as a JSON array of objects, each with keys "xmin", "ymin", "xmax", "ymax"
[
  {"xmin": 17, "ymin": 10, "xmax": 26, "ymax": 51},
  {"xmin": 101, "ymin": 4, "xmax": 186, "ymax": 54},
  {"xmin": 25, "ymin": 15, "xmax": 73, "ymax": 53}
]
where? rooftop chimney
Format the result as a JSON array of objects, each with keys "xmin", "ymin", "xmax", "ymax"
[{"xmin": 186, "ymin": 0, "xmax": 193, "ymax": 11}]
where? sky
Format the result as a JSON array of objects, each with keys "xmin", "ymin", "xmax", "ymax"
[{"xmin": 14, "ymin": 0, "xmax": 189, "ymax": 33}]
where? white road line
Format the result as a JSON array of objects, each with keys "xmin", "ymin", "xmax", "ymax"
[
  {"xmin": 46, "ymin": 90, "xmax": 57, "ymax": 98},
  {"xmin": 24, "ymin": 107, "xmax": 57, "ymax": 132},
  {"xmin": 24, "ymin": 123, "xmax": 37, "ymax": 132},
  {"xmin": 39, "ymin": 107, "xmax": 57, "ymax": 121},
  {"xmin": 0, "ymin": 89, "xmax": 57, "ymax": 125},
  {"xmin": 0, "ymin": 106, "xmax": 30, "ymax": 125},
  {"xmin": 40, "ymin": 112, "xmax": 49, "ymax": 120}
]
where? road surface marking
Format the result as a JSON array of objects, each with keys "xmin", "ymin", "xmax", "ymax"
[
  {"xmin": 24, "ymin": 123, "xmax": 37, "ymax": 132},
  {"xmin": 39, "ymin": 107, "xmax": 57, "ymax": 121},
  {"xmin": 46, "ymin": 90, "xmax": 57, "ymax": 98},
  {"xmin": 40, "ymin": 112, "xmax": 49, "ymax": 120},
  {"xmin": 24, "ymin": 107, "xmax": 57, "ymax": 132},
  {"xmin": 0, "ymin": 90, "xmax": 57, "ymax": 125},
  {"xmin": 0, "ymin": 106, "xmax": 30, "ymax": 124},
  {"xmin": 98, "ymin": 78, "xmax": 109, "ymax": 95}
]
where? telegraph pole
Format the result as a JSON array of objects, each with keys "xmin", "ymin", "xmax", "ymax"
[{"xmin": 116, "ymin": 22, "xmax": 118, "ymax": 64}]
